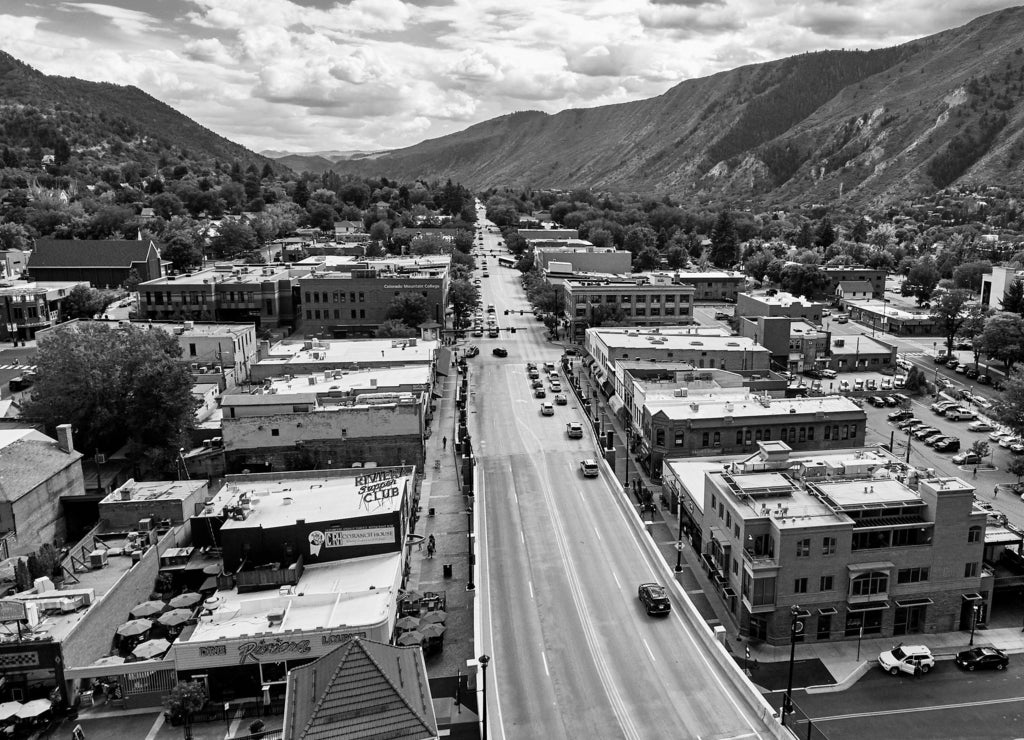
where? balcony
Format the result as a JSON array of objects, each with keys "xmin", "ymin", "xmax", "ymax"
[{"xmin": 741, "ymin": 548, "xmax": 779, "ymax": 570}]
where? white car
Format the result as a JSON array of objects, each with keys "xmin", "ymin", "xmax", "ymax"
[
  {"xmin": 945, "ymin": 408, "xmax": 976, "ymax": 421},
  {"xmin": 968, "ymin": 421, "xmax": 995, "ymax": 432},
  {"xmin": 821, "ymin": 369, "xmax": 837, "ymax": 379},
  {"xmin": 878, "ymin": 645, "xmax": 935, "ymax": 676},
  {"xmin": 839, "ymin": 380, "xmax": 851, "ymax": 392},
  {"xmin": 580, "ymin": 459, "xmax": 599, "ymax": 477},
  {"xmin": 540, "ymin": 402, "xmax": 554, "ymax": 416}
]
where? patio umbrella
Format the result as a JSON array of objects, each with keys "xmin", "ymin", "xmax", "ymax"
[
  {"xmin": 133, "ymin": 638, "xmax": 171, "ymax": 660},
  {"xmin": 130, "ymin": 600, "xmax": 166, "ymax": 619},
  {"xmin": 396, "ymin": 616, "xmax": 421, "ymax": 631},
  {"xmin": 158, "ymin": 609, "xmax": 192, "ymax": 628},
  {"xmin": 0, "ymin": 702, "xmax": 21, "ymax": 721},
  {"xmin": 116, "ymin": 619, "xmax": 153, "ymax": 637},
  {"xmin": 420, "ymin": 623, "xmax": 446, "ymax": 639},
  {"xmin": 421, "ymin": 610, "xmax": 447, "ymax": 624},
  {"xmin": 396, "ymin": 630, "xmax": 424, "ymax": 646},
  {"xmin": 93, "ymin": 656, "xmax": 125, "ymax": 667},
  {"xmin": 398, "ymin": 590, "xmax": 422, "ymax": 602},
  {"xmin": 202, "ymin": 564, "xmax": 222, "ymax": 576},
  {"xmin": 169, "ymin": 592, "xmax": 201, "ymax": 609},
  {"xmin": 16, "ymin": 699, "xmax": 51, "ymax": 719}
]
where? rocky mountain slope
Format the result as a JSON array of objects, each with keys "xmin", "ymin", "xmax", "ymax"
[{"xmin": 335, "ymin": 6, "xmax": 1024, "ymax": 207}]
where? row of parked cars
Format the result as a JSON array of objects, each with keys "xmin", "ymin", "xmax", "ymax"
[{"xmin": 933, "ymin": 353, "xmax": 993, "ymax": 384}]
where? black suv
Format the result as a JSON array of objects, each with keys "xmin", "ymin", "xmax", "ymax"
[{"xmin": 638, "ymin": 583, "xmax": 671, "ymax": 616}]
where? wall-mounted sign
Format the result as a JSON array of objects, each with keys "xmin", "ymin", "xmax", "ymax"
[
  {"xmin": 356, "ymin": 470, "xmax": 403, "ymax": 512},
  {"xmin": 308, "ymin": 526, "xmax": 394, "ymax": 556},
  {"xmin": 238, "ymin": 638, "xmax": 311, "ymax": 664},
  {"xmin": 0, "ymin": 600, "xmax": 26, "ymax": 623}
]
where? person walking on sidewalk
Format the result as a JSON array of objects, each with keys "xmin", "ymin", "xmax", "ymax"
[
  {"xmin": 427, "ymin": 535, "xmax": 436, "ymax": 559},
  {"xmin": 442, "ymin": 436, "xmax": 448, "ymax": 450}
]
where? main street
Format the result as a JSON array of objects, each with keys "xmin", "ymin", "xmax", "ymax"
[{"xmin": 467, "ymin": 217, "xmax": 776, "ymax": 739}]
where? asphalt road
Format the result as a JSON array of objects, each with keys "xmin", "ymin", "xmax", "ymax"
[
  {"xmin": 782, "ymin": 657, "xmax": 1024, "ymax": 740},
  {"xmin": 469, "ymin": 215, "xmax": 774, "ymax": 739}
]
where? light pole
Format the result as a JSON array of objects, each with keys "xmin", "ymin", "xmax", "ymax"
[
  {"xmin": 478, "ymin": 654, "xmax": 490, "ymax": 740},
  {"xmin": 674, "ymin": 488, "xmax": 686, "ymax": 573},
  {"xmin": 465, "ymin": 504, "xmax": 475, "ymax": 592},
  {"xmin": 782, "ymin": 605, "xmax": 802, "ymax": 724},
  {"xmin": 970, "ymin": 604, "xmax": 979, "ymax": 646}
]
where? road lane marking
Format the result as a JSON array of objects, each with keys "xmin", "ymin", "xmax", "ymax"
[
  {"xmin": 520, "ymin": 531, "xmax": 525, "ymax": 544},
  {"xmin": 593, "ymin": 526, "xmax": 602, "ymax": 541},
  {"xmin": 528, "ymin": 581, "xmax": 534, "ymax": 599},
  {"xmin": 643, "ymin": 638, "xmax": 656, "ymax": 662},
  {"xmin": 612, "ymin": 571, "xmax": 621, "ymax": 590},
  {"xmin": 812, "ymin": 694, "xmax": 1024, "ymax": 722},
  {"xmin": 541, "ymin": 650, "xmax": 550, "ymax": 676}
]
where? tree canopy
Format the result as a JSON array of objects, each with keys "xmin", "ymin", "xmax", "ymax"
[{"xmin": 930, "ymin": 289, "xmax": 973, "ymax": 356}]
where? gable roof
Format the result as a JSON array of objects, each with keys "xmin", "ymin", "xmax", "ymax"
[
  {"xmin": 29, "ymin": 239, "xmax": 160, "ymax": 269},
  {"xmin": 836, "ymin": 280, "xmax": 873, "ymax": 292},
  {"xmin": 0, "ymin": 427, "xmax": 82, "ymax": 502},
  {"xmin": 284, "ymin": 637, "xmax": 437, "ymax": 740}
]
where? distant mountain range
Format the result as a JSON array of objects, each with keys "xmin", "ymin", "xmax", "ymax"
[
  {"xmin": 0, "ymin": 51, "xmax": 281, "ymax": 176},
  {"xmin": 261, "ymin": 149, "xmax": 386, "ymax": 175},
  {"xmin": 330, "ymin": 6, "xmax": 1024, "ymax": 207}
]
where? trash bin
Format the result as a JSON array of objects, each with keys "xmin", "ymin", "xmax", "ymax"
[
  {"xmin": 429, "ymin": 507, "xmax": 435, "ymax": 517},
  {"xmin": 443, "ymin": 563, "xmax": 453, "ymax": 579}
]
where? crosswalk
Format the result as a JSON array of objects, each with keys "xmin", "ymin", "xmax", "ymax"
[{"xmin": 0, "ymin": 364, "xmax": 34, "ymax": 371}]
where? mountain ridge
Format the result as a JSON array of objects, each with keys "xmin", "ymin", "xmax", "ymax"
[{"xmin": 334, "ymin": 6, "xmax": 1024, "ymax": 206}]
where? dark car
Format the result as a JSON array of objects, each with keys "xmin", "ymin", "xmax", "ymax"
[
  {"xmin": 925, "ymin": 435, "xmax": 951, "ymax": 448},
  {"xmin": 492, "ymin": 347, "xmax": 508, "ymax": 358},
  {"xmin": 914, "ymin": 427, "xmax": 942, "ymax": 441},
  {"xmin": 803, "ymin": 368, "xmax": 823, "ymax": 379},
  {"xmin": 965, "ymin": 367, "xmax": 980, "ymax": 379},
  {"xmin": 977, "ymin": 374, "xmax": 992, "ymax": 385},
  {"xmin": 934, "ymin": 437, "xmax": 961, "ymax": 452},
  {"xmin": 883, "ymin": 396, "xmax": 899, "ymax": 407},
  {"xmin": 956, "ymin": 647, "xmax": 1008, "ymax": 671},
  {"xmin": 531, "ymin": 379, "xmax": 543, "ymax": 389},
  {"xmin": 868, "ymin": 396, "xmax": 886, "ymax": 407},
  {"xmin": 638, "ymin": 583, "xmax": 672, "ymax": 616},
  {"xmin": 714, "ymin": 311, "xmax": 730, "ymax": 320},
  {"xmin": 888, "ymin": 410, "xmax": 913, "ymax": 422},
  {"xmin": 898, "ymin": 418, "xmax": 922, "ymax": 430}
]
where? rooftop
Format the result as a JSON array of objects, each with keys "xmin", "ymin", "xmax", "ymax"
[
  {"xmin": 843, "ymin": 299, "xmax": 934, "ymax": 321},
  {"xmin": 238, "ymin": 365, "xmax": 431, "ymax": 398},
  {"xmin": 816, "ymin": 479, "xmax": 922, "ymax": 509},
  {"xmin": 829, "ymin": 334, "xmax": 893, "ymax": 355},
  {"xmin": 712, "ymin": 470, "xmax": 843, "ymax": 528},
  {"xmin": 0, "ymin": 427, "xmax": 82, "ymax": 502},
  {"xmin": 100, "ymin": 479, "xmax": 207, "ymax": 506},
  {"xmin": 838, "ymin": 280, "xmax": 874, "ymax": 292},
  {"xmin": 651, "ymin": 394, "xmax": 862, "ymax": 421},
  {"xmin": 742, "ymin": 290, "xmax": 821, "ymax": 307},
  {"xmin": 85, "ymin": 319, "xmax": 254, "ymax": 338},
  {"xmin": 0, "ymin": 280, "xmax": 85, "ymax": 297},
  {"xmin": 791, "ymin": 321, "xmax": 826, "ymax": 338},
  {"xmin": 140, "ymin": 263, "xmax": 301, "ymax": 287},
  {"xmin": 206, "ymin": 468, "xmax": 412, "ymax": 529},
  {"xmin": 180, "ymin": 554, "xmax": 400, "ymax": 643},
  {"xmin": 590, "ymin": 328, "xmax": 748, "ymax": 351},
  {"xmin": 256, "ymin": 338, "xmax": 437, "ymax": 369}
]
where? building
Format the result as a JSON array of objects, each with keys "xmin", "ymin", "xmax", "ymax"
[
  {"xmin": 283, "ymin": 637, "xmax": 438, "ymax": 740},
  {"xmin": 738, "ymin": 317, "xmax": 829, "ymax": 373},
  {"xmin": 736, "ymin": 291, "xmax": 824, "ymax": 324},
  {"xmin": 658, "ymin": 270, "xmax": 746, "ymax": 302},
  {"xmin": 137, "ymin": 263, "xmax": 307, "ymax": 329},
  {"xmin": 0, "ymin": 424, "xmax": 85, "ymax": 556},
  {"xmin": 666, "ymin": 443, "xmax": 989, "ymax": 645},
  {"xmin": 821, "ymin": 266, "xmax": 887, "ymax": 300},
  {"xmin": 28, "ymin": 239, "xmax": 166, "ymax": 288},
  {"xmin": 563, "ymin": 278, "xmax": 696, "ymax": 339},
  {"xmin": 839, "ymin": 300, "xmax": 937, "ymax": 336},
  {"xmin": 835, "ymin": 280, "xmax": 873, "ymax": 301},
  {"xmin": 824, "ymin": 333, "xmax": 897, "ymax": 373},
  {"xmin": 534, "ymin": 245, "xmax": 630, "ymax": 275},
  {"xmin": 98, "ymin": 479, "xmax": 210, "ymax": 529},
  {"xmin": 251, "ymin": 337, "xmax": 438, "ymax": 382},
  {"xmin": 519, "ymin": 229, "xmax": 579, "ymax": 241},
  {"xmin": 643, "ymin": 394, "xmax": 866, "ymax": 471},
  {"xmin": 0, "ymin": 280, "xmax": 87, "ymax": 340},
  {"xmin": 220, "ymin": 383, "xmax": 428, "ymax": 472},
  {"xmin": 0, "ymin": 248, "xmax": 29, "ymax": 279},
  {"xmin": 980, "ymin": 265, "xmax": 1024, "ymax": 310},
  {"xmin": 297, "ymin": 258, "xmax": 450, "ymax": 338}
]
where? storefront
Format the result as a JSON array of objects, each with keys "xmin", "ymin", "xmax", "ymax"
[{"xmin": 0, "ymin": 638, "xmax": 65, "ymax": 706}]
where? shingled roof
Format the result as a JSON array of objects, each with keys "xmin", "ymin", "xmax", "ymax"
[
  {"xmin": 29, "ymin": 239, "xmax": 160, "ymax": 268},
  {"xmin": 0, "ymin": 427, "xmax": 82, "ymax": 503},
  {"xmin": 284, "ymin": 637, "xmax": 437, "ymax": 740}
]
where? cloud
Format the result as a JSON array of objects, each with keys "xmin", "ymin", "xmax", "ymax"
[
  {"xmin": 59, "ymin": 2, "xmax": 160, "ymax": 35},
  {"xmin": 639, "ymin": 3, "xmax": 746, "ymax": 36},
  {"xmin": 182, "ymin": 37, "xmax": 235, "ymax": 66}
]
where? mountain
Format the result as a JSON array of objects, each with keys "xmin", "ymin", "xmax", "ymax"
[
  {"xmin": 0, "ymin": 51, "xmax": 284, "ymax": 176},
  {"xmin": 334, "ymin": 7, "xmax": 1024, "ymax": 207},
  {"xmin": 261, "ymin": 149, "xmax": 386, "ymax": 174}
]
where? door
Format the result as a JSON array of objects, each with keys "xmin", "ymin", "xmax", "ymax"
[{"xmin": 893, "ymin": 605, "xmax": 926, "ymax": 635}]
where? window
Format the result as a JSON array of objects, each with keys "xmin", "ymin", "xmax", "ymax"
[
  {"xmin": 752, "ymin": 577, "xmax": 776, "ymax": 607},
  {"xmin": 270, "ymin": 428, "xmax": 280, "ymax": 437},
  {"xmin": 796, "ymin": 538, "xmax": 810, "ymax": 557},
  {"xmin": 359, "ymin": 310, "xmax": 366, "ymax": 318},
  {"xmin": 674, "ymin": 431, "xmax": 684, "ymax": 446},
  {"xmin": 358, "ymin": 292, "xmax": 365, "ymax": 302},
  {"xmin": 850, "ymin": 571, "xmax": 888, "ymax": 596},
  {"xmin": 703, "ymin": 432, "xmax": 711, "ymax": 446},
  {"xmin": 820, "ymin": 575, "xmax": 834, "ymax": 591},
  {"xmin": 968, "ymin": 526, "xmax": 982, "ymax": 543},
  {"xmin": 351, "ymin": 310, "xmax": 357, "ymax": 319},
  {"xmin": 807, "ymin": 427, "xmax": 815, "ymax": 440},
  {"xmin": 655, "ymin": 429, "xmax": 665, "ymax": 446},
  {"xmin": 817, "ymin": 614, "xmax": 832, "ymax": 640},
  {"xmin": 897, "ymin": 567, "xmax": 929, "ymax": 584},
  {"xmin": 736, "ymin": 430, "xmax": 744, "ymax": 445},
  {"xmin": 794, "ymin": 578, "xmax": 808, "ymax": 594},
  {"xmin": 849, "ymin": 425, "xmax": 857, "ymax": 438},
  {"xmin": 304, "ymin": 291, "xmax": 311, "ymax": 303},
  {"xmin": 713, "ymin": 431, "xmax": 720, "ymax": 445},
  {"xmin": 732, "ymin": 558, "xmax": 739, "ymax": 574},
  {"xmin": 305, "ymin": 310, "xmax": 312, "ymax": 319},
  {"xmin": 188, "ymin": 343, "xmax": 197, "ymax": 357},
  {"xmin": 965, "ymin": 562, "xmax": 980, "ymax": 578},
  {"xmin": 733, "ymin": 524, "xmax": 740, "ymax": 538},
  {"xmin": 710, "ymin": 495, "xmax": 717, "ymax": 511},
  {"xmin": 798, "ymin": 427, "xmax": 806, "ymax": 442},
  {"xmin": 822, "ymin": 537, "xmax": 836, "ymax": 555},
  {"xmin": 726, "ymin": 512, "xmax": 732, "ymax": 528},
  {"xmin": 841, "ymin": 424, "xmax": 849, "ymax": 440}
]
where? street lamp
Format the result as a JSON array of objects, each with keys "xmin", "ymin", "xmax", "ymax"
[
  {"xmin": 782, "ymin": 605, "xmax": 802, "ymax": 724},
  {"xmin": 970, "ymin": 604, "xmax": 979, "ymax": 646},
  {"xmin": 674, "ymin": 488, "xmax": 686, "ymax": 573},
  {"xmin": 478, "ymin": 654, "xmax": 491, "ymax": 740},
  {"xmin": 465, "ymin": 505, "xmax": 475, "ymax": 592}
]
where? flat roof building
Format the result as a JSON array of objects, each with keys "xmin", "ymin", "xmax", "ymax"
[
  {"xmin": 821, "ymin": 266, "xmax": 886, "ymax": 300},
  {"xmin": 251, "ymin": 337, "xmax": 438, "ymax": 382},
  {"xmin": 737, "ymin": 291, "xmax": 825, "ymax": 324},
  {"xmin": 840, "ymin": 300, "xmax": 938, "ymax": 337}
]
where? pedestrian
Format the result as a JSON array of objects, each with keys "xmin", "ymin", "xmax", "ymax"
[
  {"xmin": 973, "ymin": 466, "xmax": 978, "ymax": 479},
  {"xmin": 442, "ymin": 436, "xmax": 447, "ymax": 450},
  {"xmin": 427, "ymin": 534, "xmax": 436, "ymax": 559},
  {"xmin": 994, "ymin": 486, "xmax": 999, "ymax": 498}
]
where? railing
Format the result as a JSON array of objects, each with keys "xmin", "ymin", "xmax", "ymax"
[{"xmin": 740, "ymin": 548, "xmax": 778, "ymax": 569}]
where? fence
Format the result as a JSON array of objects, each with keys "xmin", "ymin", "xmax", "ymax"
[{"xmin": 777, "ymin": 695, "xmax": 830, "ymax": 740}]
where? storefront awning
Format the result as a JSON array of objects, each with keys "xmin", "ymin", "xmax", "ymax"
[
  {"xmin": 847, "ymin": 601, "xmax": 890, "ymax": 613},
  {"xmin": 608, "ymin": 395, "xmax": 625, "ymax": 416},
  {"xmin": 962, "ymin": 593, "xmax": 984, "ymax": 602},
  {"xmin": 895, "ymin": 598, "xmax": 934, "ymax": 608},
  {"xmin": 818, "ymin": 607, "xmax": 838, "ymax": 616}
]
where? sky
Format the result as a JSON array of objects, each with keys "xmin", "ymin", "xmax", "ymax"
[{"xmin": 0, "ymin": 0, "xmax": 1019, "ymax": 155}]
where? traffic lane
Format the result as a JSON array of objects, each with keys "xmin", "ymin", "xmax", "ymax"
[{"xmin": 792, "ymin": 659, "xmax": 1024, "ymax": 740}]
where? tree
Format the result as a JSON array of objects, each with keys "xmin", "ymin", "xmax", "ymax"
[
  {"xmin": 930, "ymin": 288, "xmax": 973, "ymax": 356},
  {"xmin": 447, "ymin": 280, "xmax": 479, "ymax": 329},
  {"xmin": 409, "ymin": 235, "xmax": 447, "ymax": 256},
  {"xmin": 709, "ymin": 211, "xmax": 738, "ymax": 268},
  {"xmin": 385, "ymin": 294, "xmax": 430, "ymax": 328},
  {"xmin": 369, "ymin": 221, "xmax": 391, "ymax": 246},
  {"xmin": 970, "ymin": 440, "xmax": 991, "ymax": 462},
  {"xmin": 634, "ymin": 246, "xmax": 662, "ymax": 271},
  {"xmin": 164, "ymin": 680, "xmax": 207, "ymax": 730},
  {"xmin": 994, "ymin": 368, "xmax": 1024, "ymax": 437},
  {"xmin": 122, "ymin": 268, "xmax": 143, "ymax": 293},
  {"xmin": 590, "ymin": 229, "xmax": 613, "ymax": 249},
  {"xmin": 780, "ymin": 263, "xmax": 830, "ymax": 300},
  {"xmin": 665, "ymin": 246, "xmax": 687, "ymax": 269},
  {"xmin": 376, "ymin": 320, "xmax": 418, "ymax": 338},
  {"xmin": 0, "ymin": 222, "xmax": 30, "ymax": 253},
  {"xmin": 958, "ymin": 304, "xmax": 992, "ymax": 366},
  {"xmin": 978, "ymin": 311, "xmax": 1024, "ymax": 372},
  {"xmin": 1002, "ymin": 279, "xmax": 1024, "ymax": 314},
  {"xmin": 952, "ymin": 260, "xmax": 991, "ymax": 293},
  {"xmin": 61, "ymin": 285, "xmax": 115, "ymax": 320},
  {"xmin": 23, "ymin": 323, "xmax": 197, "ymax": 474},
  {"xmin": 904, "ymin": 257, "xmax": 940, "ymax": 304},
  {"xmin": 1008, "ymin": 456, "xmax": 1024, "ymax": 485},
  {"xmin": 211, "ymin": 220, "xmax": 257, "ymax": 258},
  {"xmin": 814, "ymin": 216, "xmax": 836, "ymax": 248},
  {"xmin": 623, "ymin": 225, "xmax": 657, "ymax": 256},
  {"xmin": 589, "ymin": 303, "xmax": 627, "ymax": 327},
  {"xmin": 904, "ymin": 366, "xmax": 930, "ymax": 396}
]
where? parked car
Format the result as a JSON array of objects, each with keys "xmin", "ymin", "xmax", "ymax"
[
  {"xmin": 898, "ymin": 418, "xmax": 923, "ymax": 430},
  {"xmin": 580, "ymin": 459, "xmax": 599, "ymax": 477},
  {"xmin": 879, "ymin": 645, "xmax": 935, "ymax": 676},
  {"xmin": 953, "ymin": 452, "xmax": 982, "ymax": 465},
  {"xmin": 854, "ymin": 380, "xmax": 866, "ymax": 392},
  {"xmin": 955, "ymin": 339, "xmax": 974, "ymax": 351},
  {"xmin": 868, "ymin": 396, "xmax": 887, "ymax": 407},
  {"xmin": 714, "ymin": 311, "xmax": 730, "ymax": 320},
  {"xmin": 840, "ymin": 380, "xmax": 852, "ymax": 393},
  {"xmin": 883, "ymin": 396, "xmax": 899, "ymax": 407},
  {"xmin": 915, "ymin": 428, "xmax": 943, "ymax": 442},
  {"xmin": 893, "ymin": 394, "xmax": 911, "ymax": 406},
  {"xmin": 888, "ymin": 410, "xmax": 914, "ymax": 422},
  {"xmin": 804, "ymin": 368, "xmax": 823, "ymax": 379},
  {"xmin": 956, "ymin": 647, "xmax": 1008, "ymax": 671},
  {"xmin": 880, "ymin": 378, "xmax": 893, "ymax": 390},
  {"xmin": 926, "ymin": 435, "xmax": 952, "ymax": 448},
  {"xmin": 893, "ymin": 375, "xmax": 907, "ymax": 388},
  {"xmin": 990, "ymin": 430, "xmax": 1012, "ymax": 443},
  {"xmin": 866, "ymin": 379, "xmax": 878, "ymax": 391},
  {"xmin": 1000, "ymin": 435, "xmax": 1021, "ymax": 449},
  {"xmin": 821, "ymin": 368, "xmax": 837, "ymax": 379},
  {"xmin": 638, "ymin": 583, "xmax": 672, "ymax": 616},
  {"xmin": 967, "ymin": 421, "xmax": 995, "ymax": 432},
  {"xmin": 977, "ymin": 374, "xmax": 992, "ymax": 385},
  {"xmin": 934, "ymin": 437, "xmax": 961, "ymax": 452},
  {"xmin": 946, "ymin": 360, "xmax": 960, "ymax": 372},
  {"xmin": 945, "ymin": 408, "xmax": 976, "ymax": 421},
  {"xmin": 965, "ymin": 367, "xmax": 980, "ymax": 379}
]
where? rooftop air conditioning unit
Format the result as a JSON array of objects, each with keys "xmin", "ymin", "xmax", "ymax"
[{"xmin": 89, "ymin": 550, "xmax": 108, "ymax": 569}]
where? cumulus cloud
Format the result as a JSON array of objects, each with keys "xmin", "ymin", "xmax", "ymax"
[
  {"xmin": 59, "ymin": 2, "xmax": 160, "ymax": 35},
  {"xmin": 183, "ymin": 37, "xmax": 235, "ymax": 66}
]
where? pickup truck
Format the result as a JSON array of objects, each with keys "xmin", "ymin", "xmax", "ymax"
[{"xmin": 566, "ymin": 422, "xmax": 584, "ymax": 439}]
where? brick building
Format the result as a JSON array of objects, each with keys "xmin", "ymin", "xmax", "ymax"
[
  {"xmin": 0, "ymin": 280, "xmax": 87, "ymax": 341},
  {"xmin": 29, "ymin": 239, "xmax": 166, "ymax": 288},
  {"xmin": 821, "ymin": 266, "xmax": 887, "ymax": 300},
  {"xmin": 736, "ymin": 291, "xmax": 825, "ymax": 324}
]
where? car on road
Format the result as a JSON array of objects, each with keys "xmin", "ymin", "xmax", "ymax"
[
  {"xmin": 488, "ymin": 328, "xmax": 500, "ymax": 338},
  {"xmin": 835, "ymin": 314, "xmax": 849, "ymax": 323},
  {"xmin": 714, "ymin": 311, "xmax": 730, "ymax": 320},
  {"xmin": 897, "ymin": 358, "xmax": 913, "ymax": 371},
  {"xmin": 540, "ymin": 402, "xmax": 554, "ymax": 416},
  {"xmin": 566, "ymin": 422, "xmax": 583, "ymax": 439},
  {"xmin": 550, "ymin": 381, "xmax": 562, "ymax": 392},
  {"xmin": 580, "ymin": 459, "xmax": 599, "ymax": 477},
  {"xmin": 492, "ymin": 347, "xmax": 508, "ymax": 358},
  {"xmin": 528, "ymin": 369, "xmax": 540, "ymax": 379},
  {"xmin": 977, "ymin": 374, "xmax": 992, "ymax": 385},
  {"xmin": 534, "ymin": 388, "xmax": 547, "ymax": 398},
  {"xmin": 888, "ymin": 410, "xmax": 914, "ymax": 422},
  {"xmin": 472, "ymin": 328, "xmax": 483, "ymax": 337},
  {"xmin": 933, "ymin": 437, "xmax": 961, "ymax": 452},
  {"xmin": 953, "ymin": 452, "xmax": 982, "ymax": 466},
  {"xmin": 821, "ymin": 368, "xmax": 837, "ymax": 379},
  {"xmin": 955, "ymin": 647, "xmax": 1008, "ymax": 671},
  {"xmin": 531, "ymin": 379, "xmax": 544, "ymax": 389},
  {"xmin": 968, "ymin": 421, "xmax": 995, "ymax": 432},
  {"xmin": 878, "ymin": 645, "xmax": 935, "ymax": 676},
  {"xmin": 966, "ymin": 367, "xmax": 980, "ymax": 379},
  {"xmin": 554, "ymin": 394, "xmax": 568, "ymax": 405},
  {"xmin": 638, "ymin": 583, "xmax": 672, "ymax": 616}
]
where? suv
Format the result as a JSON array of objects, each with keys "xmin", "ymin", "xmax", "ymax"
[
  {"xmin": 638, "ymin": 583, "xmax": 672, "ymax": 616},
  {"xmin": 566, "ymin": 422, "xmax": 584, "ymax": 439},
  {"xmin": 879, "ymin": 645, "xmax": 935, "ymax": 676},
  {"xmin": 821, "ymin": 368, "xmax": 837, "ymax": 379},
  {"xmin": 580, "ymin": 459, "xmax": 599, "ymax": 477}
]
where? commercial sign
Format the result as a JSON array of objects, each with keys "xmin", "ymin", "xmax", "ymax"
[
  {"xmin": 383, "ymin": 283, "xmax": 442, "ymax": 290},
  {"xmin": 178, "ymin": 631, "xmax": 370, "ymax": 669},
  {"xmin": 355, "ymin": 470, "xmax": 403, "ymax": 512},
  {"xmin": 0, "ymin": 600, "xmax": 26, "ymax": 623},
  {"xmin": 308, "ymin": 525, "xmax": 395, "ymax": 556}
]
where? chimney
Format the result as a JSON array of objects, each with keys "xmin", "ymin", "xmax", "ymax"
[{"xmin": 56, "ymin": 424, "xmax": 74, "ymax": 454}]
